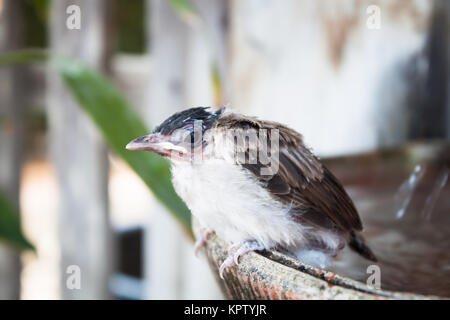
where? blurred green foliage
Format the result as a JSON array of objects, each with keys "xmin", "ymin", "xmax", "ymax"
[
  {"xmin": 25, "ymin": 108, "xmax": 47, "ymax": 132},
  {"xmin": 21, "ymin": 0, "xmax": 146, "ymax": 53},
  {"xmin": 53, "ymin": 57, "xmax": 192, "ymax": 232},
  {"xmin": 0, "ymin": 193, "xmax": 35, "ymax": 252},
  {"xmin": 117, "ymin": 0, "xmax": 146, "ymax": 53},
  {"xmin": 0, "ymin": 0, "xmax": 202, "ymax": 249},
  {"xmin": 0, "ymin": 50, "xmax": 192, "ymax": 237},
  {"xmin": 23, "ymin": 0, "xmax": 48, "ymax": 47},
  {"xmin": 0, "ymin": 49, "xmax": 47, "ymax": 65}
]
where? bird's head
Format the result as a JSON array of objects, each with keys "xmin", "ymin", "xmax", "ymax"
[{"xmin": 126, "ymin": 107, "xmax": 225, "ymax": 162}]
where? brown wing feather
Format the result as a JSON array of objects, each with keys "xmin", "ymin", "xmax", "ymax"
[{"xmin": 221, "ymin": 115, "xmax": 363, "ymax": 232}]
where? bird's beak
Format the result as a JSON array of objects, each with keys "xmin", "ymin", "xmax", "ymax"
[{"xmin": 126, "ymin": 133, "xmax": 187, "ymax": 157}]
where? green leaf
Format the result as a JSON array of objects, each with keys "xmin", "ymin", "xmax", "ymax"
[
  {"xmin": 0, "ymin": 50, "xmax": 192, "ymax": 236},
  {"xmin": 26, "ymin": 0, "xmax": 49, "ymax": 24},
  {"xmin": 0, "ymin": 49, "xmax": 48, "ymax": 66},
  {"xmin": 52, "ymin": 58, "xmax": 192, "ymax": 232},
  {"xmin": 0, "ymin": 192, "xmax": 35, "ymax": 252}
]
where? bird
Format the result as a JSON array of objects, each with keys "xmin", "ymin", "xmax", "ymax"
[{"xmin": 126, "ymin": 106, "xmax": 377, "ymax": 279}]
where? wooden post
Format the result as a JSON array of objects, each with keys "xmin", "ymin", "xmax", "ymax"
[
  {"xmin": 441, "ymin": 0, "xmax": 450, "ymax": 141},
  {"xmin": 47, "ymin": 0, "xmax": 112, "ymax": 299},
  {"xmin": 229, "ymin": 0, "xmax": 436, "ymax": 156},
  {"xmin": 0, "ymin": 0, "xmax": 26, "ymax": 300},
  {"xmin": 407, "ymin": 0, "xmax": 449, "ymax": 140},
  {"xmin": 144, "ymin": 0, "xmax": 224, "ymax": 299}
]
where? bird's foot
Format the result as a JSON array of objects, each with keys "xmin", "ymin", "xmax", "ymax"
[
  {"xmin": 194, "ymin": 229, "xmax": 215, "ymax": 256},
  {"xmin": 219, "ymin": 240, "xmax": 265, "ymax": 279}
]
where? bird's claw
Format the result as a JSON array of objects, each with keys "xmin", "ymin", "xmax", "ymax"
[
  {"xmin": 194, "ymin": 229, "xmax": 215, "ymax": 256},
  {"xmin": 219, "ymin": 255, "xmax": 236, "ymax": 279},
  {"xmin": 219, "ymin": 240, "xmax": 265, "ymax": 279}
]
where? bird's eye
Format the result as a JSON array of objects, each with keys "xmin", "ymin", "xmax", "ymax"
[
  {"xmin": 181, "ymin": 123, "xmax": 203, "ymax": 147},
  {"xmin": 184, "ymin": 128, "xmax": 202, "ymax": 146}
]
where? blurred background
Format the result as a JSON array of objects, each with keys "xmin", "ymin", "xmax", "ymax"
[{"xmin": 0, "ymin": 0, "xmax": 449, "ymax": 299}]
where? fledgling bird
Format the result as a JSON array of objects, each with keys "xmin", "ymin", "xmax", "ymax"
[{"xmin": 126, "ymin": 107, "xmax": 376, "ymax": 278}]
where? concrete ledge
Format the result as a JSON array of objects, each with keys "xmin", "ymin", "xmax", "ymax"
[{"xmin": 193, "ymin": 221, "xmax": 433, "ymax": 300}]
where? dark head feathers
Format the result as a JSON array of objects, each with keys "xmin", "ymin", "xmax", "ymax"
[{"xmin": 153, "ymin": 107, "xmax": 225, "ymax": 134}]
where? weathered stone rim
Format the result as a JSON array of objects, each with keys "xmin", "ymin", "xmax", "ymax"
[{"xmin": 194, "ymin": 220, "xmax": 445, "ymax": 300}]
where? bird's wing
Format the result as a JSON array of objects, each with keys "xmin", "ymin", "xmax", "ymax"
[{"xmin": 227, "ymin": 117, "xmax": 363, "ymax": 232}]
